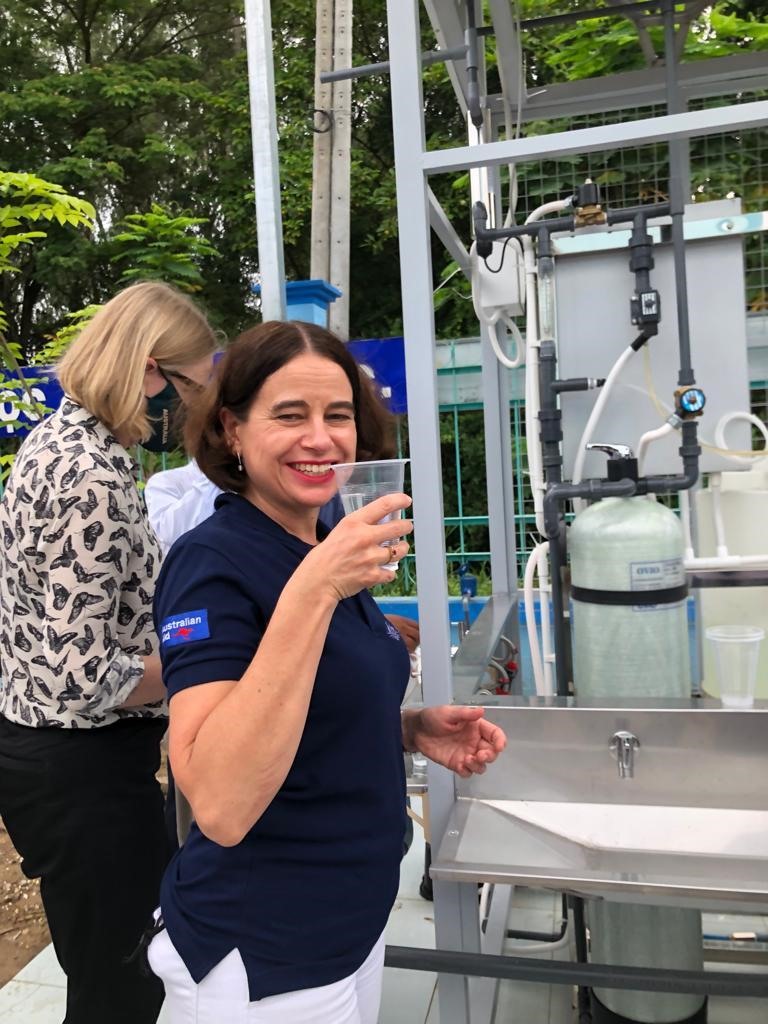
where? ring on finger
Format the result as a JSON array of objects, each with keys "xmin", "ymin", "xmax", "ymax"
[{"xmin": 387, "ymin": 544, "xmax": 398, "ymax": 564}]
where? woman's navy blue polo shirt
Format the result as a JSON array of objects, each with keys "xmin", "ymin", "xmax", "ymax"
[{"xmin": 153, "ymin": 493, "xmax": 411, "ymax": 1000}]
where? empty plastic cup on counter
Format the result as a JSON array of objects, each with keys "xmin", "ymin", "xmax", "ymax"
[
  {"xmin": 705, "ymin": 625, "xmax": 765, "ymax": 709},
  {"xmin": 332, "ymin": 459, "xmax": 409, "ymax": 570}
]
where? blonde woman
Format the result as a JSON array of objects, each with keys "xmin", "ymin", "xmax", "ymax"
[{"xmin": 0, "ymin": 282, "xmax": 219, "ymax": 1024}]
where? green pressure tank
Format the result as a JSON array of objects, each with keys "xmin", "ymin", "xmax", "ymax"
[{"xmin": 569, "ymin": 449, "xmax": 705, "ymax": 1024}]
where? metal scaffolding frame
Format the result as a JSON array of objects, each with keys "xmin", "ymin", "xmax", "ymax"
[
  {"xmin": 240, "ymin": 1, "xmax": 768, "ymax": 1020},
  {"xmin": 384, "ymin": 3, "xmax": 768, "ymax": 1022}
]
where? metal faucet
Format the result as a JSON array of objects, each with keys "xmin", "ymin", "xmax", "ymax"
[
  {"xmin": 610, "ymin": 731, "xmax": 640, "ymax": 779},
  {"xmin": 461, "ymin": 592, "xmax": 472, "ymax": 634}
]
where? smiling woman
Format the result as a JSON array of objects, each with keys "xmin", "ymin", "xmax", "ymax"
[
  {"xmin": 218, "ymin": 352, "xmax": 357, "ymax": 542},
  {"xmin": 148, "ymin": 320, "xmax": 506, "ymax": 1023}
]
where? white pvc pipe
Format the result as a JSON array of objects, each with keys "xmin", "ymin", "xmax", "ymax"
[
  {"xmin": 523, "ymin": 542, "xmax": 547, "ymax": 695},
  {"xmin": 685, "ymin": 554, "xmax": 768, "ymax": 570},
  {"xmin": 680, "ymin": 488, "xmax": 695, "ymax": 562},
  {"xmin": 709, "ymin": 473, "xmax": 729, "ymax": 557},
  {"xmin": 675, "ymin": 491, "xmax": 767, "ymax": 569},
  {"xmin": 536, "ymin": 543, "xmax": 555, "ymax": 696},
  {"xmin": 522, "ymin": 235, "xmax": 546, "ymax": 538},
  {"xmin": 682, "ymin": 470, "xmax": 768, "ymax": 570},
  {"xmin": 637, "ymin": 421, "xmax": 675, "ymax": 474}
]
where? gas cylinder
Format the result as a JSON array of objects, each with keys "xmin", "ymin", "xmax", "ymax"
[{"xmin": 568, "ymin": 445, "xmax": 705, "ymax": 1024}]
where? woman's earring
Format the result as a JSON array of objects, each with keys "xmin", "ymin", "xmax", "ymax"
[{"xmin": 237, "ymin": 451, "xmax": 244, "ymax": 473}]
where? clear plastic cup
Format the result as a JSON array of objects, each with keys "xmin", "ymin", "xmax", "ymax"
[
  {"xmin": 705, "ymin": 625, "xmax": 765, "ymax": 708},
  {"xmin": 332, "ymin": 458, "xmax": 409, "ymax": 570}
]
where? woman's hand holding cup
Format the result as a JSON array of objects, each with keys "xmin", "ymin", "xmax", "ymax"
[{"xmin": 308, "ymin": 493, "xmax": 413, "ymax": 601}]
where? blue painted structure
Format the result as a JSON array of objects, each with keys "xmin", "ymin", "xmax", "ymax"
[{"xmin": 251, "ymin": 278, "xmax": 342, "ymax": 326}]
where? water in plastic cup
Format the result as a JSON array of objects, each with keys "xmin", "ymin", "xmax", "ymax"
[
  {"xmin": 332, "ymin": 459, "xmax": 409, "ymax": 570},
  {"xmin": 705, "ymin": 625, "xmax": 765, "ymax": 708}
]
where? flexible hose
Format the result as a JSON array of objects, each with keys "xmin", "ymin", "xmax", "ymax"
[
  {"xmin": 524, "ymin": 542, "xmax": 548, "ymax": 694},
  {"xmin": 486, "ymin": 314, "xmax": 526, "ymax": 369},
  {"xmin": 525, "ymin": 198, "xmax": 574, "ymax": 224},
  {"xmin": 572, "ymin": 345, "xmax": 637, "ymax": 511},
  {"xmin": 714, "ymin": 410, "xmax": 768, "ymax": 465},
  {"xmin": 637, "ymin": 421, "xmax": 675, "ymax": 474}
]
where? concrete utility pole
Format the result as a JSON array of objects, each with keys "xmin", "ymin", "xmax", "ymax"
[
  {"xmin": 310, "ymin": 0, "xmax": 353, "ymax": 339},
  {"xmin": 310, "ymin": 0, "xmax": 334, "ymax": 285}
]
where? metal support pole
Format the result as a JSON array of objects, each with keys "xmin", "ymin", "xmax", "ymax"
[
  {"xmin": 387, "ymin": 2, "xmax": 476, "ymax": 1021},
  {"xmin": 663, "ymin": 0, "xmax": 695, "ymax": 386},
  {"xmin": 319, "ymin": 44, "xmax": 467, "ymax": 84},
  {"xmin": 384, "ymin": 944, "xmax": 768, "ymax": 998},
  {"xmin": 422, "ymin": 100, "xmax": 768, "ymax": 173},
  {"xmin": 243, "ymin": 0, "xmax": 286, "ymax": 321}
]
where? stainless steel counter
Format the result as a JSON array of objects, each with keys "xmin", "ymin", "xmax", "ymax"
[{"xmin": 432, "ymin": 697, "xmax": 768, "ymax": 911}]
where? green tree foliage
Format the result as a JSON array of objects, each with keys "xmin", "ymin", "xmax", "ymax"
[
  {"xmin": 0, "ymin": 1, "xmax": 765, "ymax": 346},
  {"xmin": 0, "ymin": 170, "xmax": 94, "ymax": 428},
  {"xmin": 0, "ymin": 0, "xmax": 469, "ymax": 348},
  {"xmin": 0, "ymin": 170, "xmax": 94, "ymax": 333},
  {"xmin": 0, "ymin": 0, "xmax": 248, "ymax": 347},
  {"xmin": 112, "ymin": 204, "xmax": 220, "ymax": 292}
]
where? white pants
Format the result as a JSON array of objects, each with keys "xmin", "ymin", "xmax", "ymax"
[{"xmin": 148, "ymin": 927, "xmax": 386, "ymax": 1024}]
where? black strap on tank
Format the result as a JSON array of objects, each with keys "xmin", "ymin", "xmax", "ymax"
[{"xmin": 571, "ymin": 584, "xmax": 689, "ymax": 606}]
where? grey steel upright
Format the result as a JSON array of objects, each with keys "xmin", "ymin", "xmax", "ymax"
[
  {"xmin": 387, "ymin": 6, "xmax": 481, "ymax": 1022},
  {"xmin": 385, "ymin": 3, "xmax": 768, "ymax": 1023},
  {"xmin": 244, "ymin": 0, "xmax": 287, "ymax": 321}
]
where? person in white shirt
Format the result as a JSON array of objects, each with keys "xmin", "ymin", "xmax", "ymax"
[
  {"xmin": 144, "ymin": 460, "xmax": 220, "ymax": 557},
  {"xmin": 145, "ymin": 460, "xmax": 348, "ymax": 556}
]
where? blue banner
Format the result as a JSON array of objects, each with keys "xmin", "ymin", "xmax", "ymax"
[
  {"xmin": 0, "ymin": 366, "xmax": 63, "ymax": 437},
  {"xmin": 347, "ymin": 337, "xmax": 407, "ymax": 415},
  {"xmin": 0, "ymin": 343, "xmax": 409, "ymax": 437}
]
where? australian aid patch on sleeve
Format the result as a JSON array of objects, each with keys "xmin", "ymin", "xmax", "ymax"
[{"xmin": 161, "ymin": 609, "xmax": 210, "ymax": 647}]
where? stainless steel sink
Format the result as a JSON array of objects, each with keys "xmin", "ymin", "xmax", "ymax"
[{"xmin": 431, "ymin": 697, "xmax": 768, "ymax": 910}]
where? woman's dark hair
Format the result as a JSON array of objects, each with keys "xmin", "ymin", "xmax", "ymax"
[{"xmin": 186, "ymin": 320, "xmax": 396, "ymax": 493}]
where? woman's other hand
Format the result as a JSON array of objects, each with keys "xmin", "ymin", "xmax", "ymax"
[
  {"xmin": 402, "ymin": 706, "xmax": 506, "ymax": 778},
  {"xmin": 306, "ymin": 492, "xmax": 413, "ymax": 601}
]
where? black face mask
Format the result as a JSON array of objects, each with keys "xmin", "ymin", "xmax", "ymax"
[{"xmin": 141, "ymin": 381, "xmax": 180, "ymax": 453}]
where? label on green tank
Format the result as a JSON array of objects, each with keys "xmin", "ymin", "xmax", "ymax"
[
  {"xmin": 629, "ymin": 557, "xmax": 685, "ymax": 610},
  {"xmin": 630, "ymin": 556, "xmax": 684, "ymax": 590}
]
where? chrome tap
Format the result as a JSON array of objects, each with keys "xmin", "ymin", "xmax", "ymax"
[
  {"xmin": 610, "ymin": 731, "xmax": 640, "ymax": 779},
  {"xmin": 461, "ymin": 592, "xmax": 472, "ymax": 634}
]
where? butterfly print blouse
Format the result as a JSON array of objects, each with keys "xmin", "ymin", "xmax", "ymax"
[{"xmin": 0, "ymin": 399, "xmax": 164, "ymax": 728}]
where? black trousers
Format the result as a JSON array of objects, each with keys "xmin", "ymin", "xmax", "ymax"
[{"xmin": 0, "ymin": 715, "xmax": 171, "ymax": 1024}]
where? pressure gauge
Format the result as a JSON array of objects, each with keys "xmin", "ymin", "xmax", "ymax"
[{"xmin": 674, "ymin": 386, "xmax": 706, "ymax": 418}]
